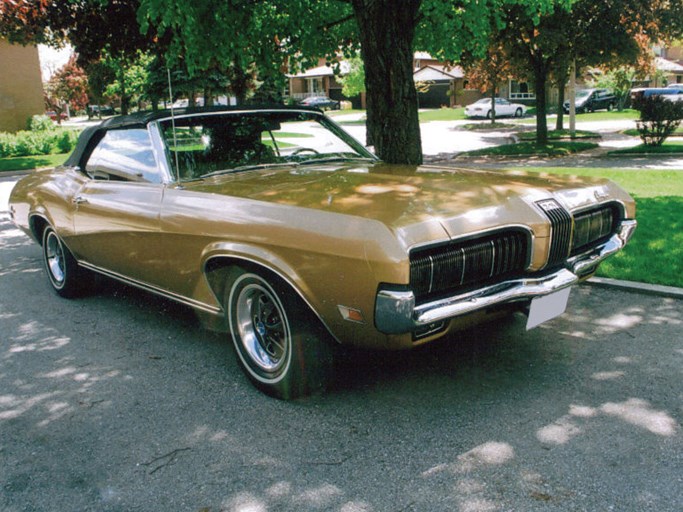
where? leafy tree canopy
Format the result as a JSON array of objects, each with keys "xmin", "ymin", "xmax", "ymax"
[
  {"xmin": 44, "ymin": 55, "xmax": 89, "ymax": 122},
  {"xmin": 0, "ymin": 0, "xmax": 153, "ymax": 64}
]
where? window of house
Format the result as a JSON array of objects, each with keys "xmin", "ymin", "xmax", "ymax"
[
  {"xmin": 307, "ymin": 78, "xmax": 323, "ymax": 94},
  {"xmin": 509, "ymin": 80, "xmax": 535, "ymax": 100}
]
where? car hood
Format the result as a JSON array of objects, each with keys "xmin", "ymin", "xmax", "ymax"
[{"xmin": 182, "ymin": 161, "xmax": 633, "ymax": 248}]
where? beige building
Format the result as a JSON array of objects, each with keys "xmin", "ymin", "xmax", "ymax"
[{"xmin": 0, "ymin": 39, "xmax": 45, "ymax": 132}]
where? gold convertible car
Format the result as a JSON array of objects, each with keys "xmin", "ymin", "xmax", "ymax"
[{"xmin": 9, "ymin": 107, "xmax": 636, "ymax": 399}]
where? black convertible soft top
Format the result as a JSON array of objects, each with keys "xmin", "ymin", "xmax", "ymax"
[{"xmin": 63, "ymin": 105, "xmax": 323, "ymax": 168}]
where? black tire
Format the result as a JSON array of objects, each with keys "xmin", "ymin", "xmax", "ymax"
[
  {"xmin": 42, "ymin": 226, "xmax": 86, "ymax": 298},
  {"xmin": 515, "ymin": 108, "xmax": 523, "ymax": 118},
  {"xmin": 607, "ymin": 103, "xmax": 614, "ymax": 111},
  {"xmin": 486, "ymin": 110, "xmax": 493, "ymax": 120},
  {"xmin": 225, "ymin": 267, "xmax": 335, "ymax": 399}
]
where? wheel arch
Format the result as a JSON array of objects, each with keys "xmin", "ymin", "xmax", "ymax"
[
  {"xmin": 201, "ymin": 246, "xmax": 341, "ymax": 344},
  {"xmin": 28, "ymin": 213, "xmax": 51, "ymax": 246}
]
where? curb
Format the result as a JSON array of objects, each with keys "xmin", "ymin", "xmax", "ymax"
[
  {"xmin": 0, "ymin": 169, "xmax": 40, "ymax": 179},
  {"xmin": 586, "ymin": 277, "xmax": 683, "ymax": 300}
]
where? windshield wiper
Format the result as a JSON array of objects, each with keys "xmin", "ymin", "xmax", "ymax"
[
  {"xmin": 200, "ymin": 162, "xmax": 297, "ymax": 179},
  {"xmin": 297, "ymin": 156, "xmax": 376, "ymax": 166}
]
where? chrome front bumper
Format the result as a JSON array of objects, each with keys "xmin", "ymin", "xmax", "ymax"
[{"xmin": 375, "ymin": 220, "xmax": 637, "ymax": 335}]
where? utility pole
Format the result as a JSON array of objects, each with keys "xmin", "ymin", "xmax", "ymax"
[{"xmin": 569, "ymin": 59, "xmax": 576, "ymax": 138}]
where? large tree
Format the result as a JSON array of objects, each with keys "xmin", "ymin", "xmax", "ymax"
[
  {"xmin": 499, "ymin": 0, "xmax": 683, "ymax": 143},
  {"xmin": 140, "ymin": 0, "xmax": 545, "ymax": 164}
]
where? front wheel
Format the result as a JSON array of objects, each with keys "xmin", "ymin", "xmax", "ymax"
[
  {"xmin": 225, "ymin": 268, "xmax": 335, "ymax": 399},
  {"xmin": 515, "ymin": 108, "xmax": 523, "ymax": 118}
]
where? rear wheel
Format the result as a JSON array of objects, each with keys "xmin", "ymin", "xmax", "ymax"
[
  {"xmin": 42, "ymin": 226, "xmax": 86, "ymax": 298},
  {"xmin": 515, "ymin": 108, "xmax": 523, "ymax": 117},
  {"xmin": 225, "ymin": 268, "xmax": 335, "ymax": 399}
]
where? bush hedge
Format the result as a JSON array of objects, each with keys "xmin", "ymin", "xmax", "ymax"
[
  {"xmin": 632, "ymin": 95, "xmax": 683, "ymax": 146},
  {"xmin": 0, "ymin": 116, "xmax": 80, "ymax": 158}
]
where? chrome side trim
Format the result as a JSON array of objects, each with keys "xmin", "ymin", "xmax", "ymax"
[{"xmin": 78, "ymin": 261, "xmax": 222, "ymax": 315}]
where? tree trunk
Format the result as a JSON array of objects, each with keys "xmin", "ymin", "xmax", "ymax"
[
  {"xmin": 352, "ymin": 0, "xmax": 422, "ymax": 165},
  {"xmin": 555, "ymin": 85, "xmax": 564, "ymax": 131},
  {"xmin": 555, "ymin": 68, "xmax": 568, "ymax": 131},
  {"xmin": 533, "ymin": 62, "xmax": 549, "ymax": 145}
]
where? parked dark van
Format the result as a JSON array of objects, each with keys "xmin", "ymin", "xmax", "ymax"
[{"xmin": 563, "ymin": 89, "xmax": 616, "ymax": 113}]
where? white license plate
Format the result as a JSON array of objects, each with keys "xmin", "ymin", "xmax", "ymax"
[{"xmin": 526, "ymin": 287, "xmax": 571, "ymax": 330}]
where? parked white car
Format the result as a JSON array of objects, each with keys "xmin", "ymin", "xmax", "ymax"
[{"xmin": 465, "ymin": 98, "xmax": 527, "ymax": 119}]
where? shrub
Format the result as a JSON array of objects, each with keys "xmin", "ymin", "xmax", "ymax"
[
  {"xmin": 632, "ymin": 95, "xmax": 683, "ymax": 146},
  {"xmin": 0, "ymin": 133, "xmax": 18, "ymax": 158},
  {"xmin": 14, "ymin": 132, "xmax": 52, "ymax": 156},
  {"xmin": 27, "ymin": 115, "xmax": 56, "ymax": 132},
  {"xmin": 56, "ymin": 130, "xmax": 80, "ymax": 153},
  {"xmin": 0, "ymin": 128, "xmax": 80, "ymax": 158}
]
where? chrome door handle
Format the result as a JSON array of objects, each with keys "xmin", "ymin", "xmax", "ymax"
[{"xmin": 72, "ymin": 196, "xmax": 88, "ymax": 205}]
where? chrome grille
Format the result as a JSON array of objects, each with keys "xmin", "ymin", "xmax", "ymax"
[
  {"xmin": 409, "ymin": 231, "xmax": 528, "ymax": 300},
  {"xmin": 537, "ymin": 199, "xmax": 573, "ymax": 267},
  {"xmin": 571, "ymin": 204, "xmax": 618, "ymax": 255}
]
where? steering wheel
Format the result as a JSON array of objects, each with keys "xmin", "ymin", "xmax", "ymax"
[{"xmin": 291, "ymin": 147, "xmax": 320, "ymax": 156}]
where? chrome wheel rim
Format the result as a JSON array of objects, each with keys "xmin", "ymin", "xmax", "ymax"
[
  {"xmin": 45, "ymin": 232, "xmax": 65, "ymax": 285},
  {"xmin": 235, "ymin": 281, "xmax": 289, "ymax": 374}
]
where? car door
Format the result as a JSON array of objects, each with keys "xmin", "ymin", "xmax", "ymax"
[
  {"xmin": 496, "ymin": 98, "xmax": 512, "ymax": 116},
  {"xmin": 71, "ymin": 127, "xmax": 166, "ymax": 285}
]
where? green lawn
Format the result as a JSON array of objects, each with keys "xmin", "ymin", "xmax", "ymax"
[
  {"xmin": 622, "ymin": 126, "xmax": 683, "ymax": 137},
  {"xmin": 516, "ymin": 108, "xmax": 640, "ymax": 125},
  {"xmin": 516, "ymin": 129, "xmax": 601, "ymax": 141},
  {"xmin": 0, "ymin": 154, "xmax": 66, "ymax": 173},
  {"xmin": 609, "ymin": 140, "xmax": 683, "ymax": 155},
  {"xmin": 333, "ymin": 107, "xmax": 469, "ymax": 123},
  {"xmin": 511, "ymin": 167, "xmax": 683, "ymax": 287},
  {"xmin": 418, "ymin": 108, "xmax": 467, "ymax": 122},
  {"xmin": 462, "ymin": 141, "xmax": 598, "ymax": 157},
  {"xmin": 461, "ymin": 122, "xmax": 518, "ymax": 131}
]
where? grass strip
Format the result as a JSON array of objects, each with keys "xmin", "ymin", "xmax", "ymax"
[
  {"xmin": 0, "ymin": 154, "xmax": 67, "ymax": 173},
  {"xmin": 515, "ymin": 109, "xmax": 640, "ymax": 125},
  {"xmin": 516, "ymin": 129, "xmax": 600, "ymax": 141},
  {"xmin": 461, "ymin": 122, "xmax": 518, "ymax": 131},
  {"xmin": 418, "ymin": 108, "xmax": 467, "ymax": 122},
  {"xmin": 621, "ymin": 126, "xmax": 683, "ymax": 137},
  {"xmin": 463, "ymin": 141, "xmax": 598, "ymax": 157},
  {"xmin": 608, "ymin": 141, "xmax": 683, "ymax": 155}
]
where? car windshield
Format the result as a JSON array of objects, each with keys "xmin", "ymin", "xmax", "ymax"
[
  {"xmin": 158, "ymin": 110, "xmax": 375, "ymax": 181},
  {"xmin": 575, "ymin": 90, "xmax": 592, "ymax": 99}
]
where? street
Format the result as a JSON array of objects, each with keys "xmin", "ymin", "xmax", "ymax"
[{"xmin": 1, "ymin": 175, "xmax": 682, "ymax": 511}]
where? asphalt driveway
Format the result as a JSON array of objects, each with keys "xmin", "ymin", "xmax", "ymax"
[{"xmin": 1, "ymin": 176, "xmax": 682, "ymax": 511}]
